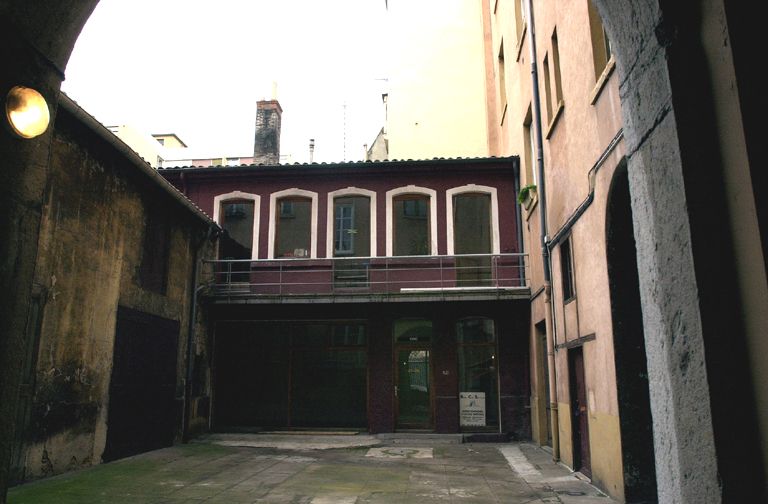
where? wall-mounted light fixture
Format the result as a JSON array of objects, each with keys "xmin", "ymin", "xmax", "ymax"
[{"xmin": 5, "ymin": 86, "xmax": 50, "ymax": 139}]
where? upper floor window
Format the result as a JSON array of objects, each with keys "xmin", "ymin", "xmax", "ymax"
[
  {"xmin": 447, "ymin": 185, "xmax": 501, "ymax": 256},
  {"xmin": 326, "ymin": 188, "xmax": 377, "ymax": 259},
  {"xmin": 515, "ymin": 0, "xmax": 526, "ymax": 43},
  {"xmin": 268, "ymin": 188, "xmax": 318, "ymax": 259},
  {"xmin": 447, "ymin": 185, "xmax": 501, "ymax": 287},
  {"xmin": 386, "ymin": 186, "xmax": 437, "ymax": 257},
  {"xmin": 333, "ymin": 196, "xmax": 372, "ymax": 257},
  {"xmin": 498, "ymin": 40, "xmax": 507, "ymax": 123},
  {"xmin": 543, "ymin": 29, "xmax": 565, "ymax": 135},
  {"xmin": 394, "ymin": 194, "xmax": 431, "ymax": 256},
  {"xmin": 523, "ymin": 106, "xmax": 537, "ymax": 187},
  {"xmin": 213, "ymin": 191, "xmax": 260, "ymax": 260},
  {"xmin": 588, "ymin": 0, "xmax": 612, "ymax": 81},
  {"xmin": 560, "ymin": 237, "xmax": 575, "ymax": 301},
  {"xmin": 275, "ymin": 196, "xmax": 312, "ymax": 258}
]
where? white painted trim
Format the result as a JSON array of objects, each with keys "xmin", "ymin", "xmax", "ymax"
[
  {"xmin": 212, "ymin": 191, "xmax": 260, "ymax": 260},
  {"xmin": 268, "ymin": 188, "xmax": 319, "ymax": 259},
  {"xmin": 446, "ymin": 184, "xmax": 501, "ymax": 255},
  {"xmin": 326, "ymin": 187, "xmax": 378, "ymax": 258},
  {"xmin": 385, "ymin": 185, "xmax": 439, "ymax": 256}
]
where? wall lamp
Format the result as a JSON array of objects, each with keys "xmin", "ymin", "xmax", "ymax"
[{"xmin": 5, "ymin": 86, "xmax": 50, "ymax": 139}]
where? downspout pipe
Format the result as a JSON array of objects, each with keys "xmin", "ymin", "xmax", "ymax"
[
  {"xmin": 547, "ymin": 129, "xmax": 623, "ymax": 249},
  {"xmin": 526, "ymin": 0, "xmax": 560, "ymax": 461},
  {"xmin": 182, "ymin": 224, "xmax": 218, "ymax": 442}
]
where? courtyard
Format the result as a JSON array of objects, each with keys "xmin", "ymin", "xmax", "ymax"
[{"xmin": 8, "ymin": 436, "xmax": 613, "ymax": 503}]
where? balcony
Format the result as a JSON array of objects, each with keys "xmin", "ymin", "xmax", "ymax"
[{"xmin": 201, "ymin": 253, "xmax": 529, "ymax": 304}]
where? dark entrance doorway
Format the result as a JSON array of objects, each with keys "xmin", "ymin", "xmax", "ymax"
[
  {"xmin": 395, "ymin": 348, "xmax": 432, "ymax": 428},
  {"xmin": 606, "ymin": 161, "xmax": 658, "ymax": 502},
  {"xmin": 393, "ymin": 319, "xmax": 434, "ymax": 429},
  {"xmin": 103, "ymin": 307, "xmax": 180, "ymax": 462},
  {"xmin": 568, "ymin": 346, "xmax": 591, "ymax": 477}
]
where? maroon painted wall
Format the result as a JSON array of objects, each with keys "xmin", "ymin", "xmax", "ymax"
[{"xmin": 162, "ymin": 159, "xmax": 520, "ymax": 260}]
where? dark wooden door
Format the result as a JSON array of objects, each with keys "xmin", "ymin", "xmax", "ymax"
[
  {"xmin": 569, "ymin": 347, "xmax": 591, "ymax": 477},
  {"xmin": 103, "ymin": 307, "xmax": 179, "ymax": 462}
]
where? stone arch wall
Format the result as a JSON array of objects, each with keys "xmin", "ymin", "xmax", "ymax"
[
  {"xmin": 593, "ymin": 1, "xmax": 767, "ymax": 502},
  {"xmin": 588, "ymin": 2, "xmax": 721, "ymax": 502}
]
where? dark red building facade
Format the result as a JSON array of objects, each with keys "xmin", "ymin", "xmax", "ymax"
[{"xmin": 161, "ymin": 157, "xmax": 531, "ymax": 438}]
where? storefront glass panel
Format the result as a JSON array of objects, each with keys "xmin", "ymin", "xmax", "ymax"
[{"xmin": 457, "ymin": 318, "xmax": 499, "ymax": 429}]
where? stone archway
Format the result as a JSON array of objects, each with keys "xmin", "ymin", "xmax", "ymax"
[
  {"xmin": 606, "ymin": 159, "xmax": 657, "ymax": 503},
  {"xmin": 593, "ymin": 1, "xmax": 766, "ymax": 502}
]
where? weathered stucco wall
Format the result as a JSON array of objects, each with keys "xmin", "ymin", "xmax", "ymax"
[
  {"xmin": 486, "ymin": 0, "xmax": 627, "ymax": 499},
  {"xmin": 14, "ymin": 99, "xmax": 214, "ymax": 481}
]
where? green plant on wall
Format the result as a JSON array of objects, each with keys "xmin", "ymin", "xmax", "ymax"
[{"xmin": 518, "ymin": 184, "xmax": 537, "ymax": 204}]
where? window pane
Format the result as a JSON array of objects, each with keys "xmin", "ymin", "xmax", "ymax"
[
  {"xmin": 331, "ymin": 324, "xmax": 367, "ymax": 346},
  {"xmin": 334, "ymin": 196, "xmax": 371, "ymax": 257},
  {"xmin": 454, "ymin": 193, "xmax": 492, "ymax": 286},
  {"xmin": 456, "ymin": 318, "xmax": 496, "ymax": 344},
  {"xmin": 291, "ymin": 349, "xmax": 368, "ymax": 428},
  {"xmin": 292, "ymin": 323, "xmax": 328, "ymax": 347},
  {"xmin": 275, "ymin": 197, "xmax": 311, "ymax": 258},
  {"xmin": 220, "ymin": 200, "xmax": 254, "ymax": 260},
  {"xmin": 394, "ymin": 195, "xmax": 430, "ymax": 256},
  {"xmin": 458, "ymin": 345, "xmax": 499, "ymax": 428},
  {"xmin": 394, "ymin": 319, "xmax": 432, "ymax": 343},
  {"xmin": 561, "ymin": 238, "xmax": 574, "ymax": 300}
]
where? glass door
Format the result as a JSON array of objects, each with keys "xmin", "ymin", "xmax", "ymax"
[{"xmin": 396, "ymin": 348, "xmax": 432, "ymax": 428}]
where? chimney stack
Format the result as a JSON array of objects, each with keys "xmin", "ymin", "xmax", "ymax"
[{"xmin": 253, "ymin": 99, "xmax": 282, "ymax": 165}]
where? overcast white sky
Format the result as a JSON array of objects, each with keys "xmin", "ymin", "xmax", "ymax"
[{"xmin": 62, "ymin": 0, "xmax": 390, "ymax": 163}]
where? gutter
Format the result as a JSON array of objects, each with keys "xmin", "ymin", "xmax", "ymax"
[
  {"xmin": 57, "ymin": 92, "xmax": 216, "ymax": 227},
  {"xmin": 547, "ymin": 129, "xmax": 623, "ymax": 249}
]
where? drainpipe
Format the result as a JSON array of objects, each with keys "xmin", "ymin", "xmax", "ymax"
[
  {"xmin": 182, "ymin": 224, "xmax": 218, "ymax": 442},
  {"xmin": 526, "ymin": 0, "xmax": 559, "ymax": 461}
]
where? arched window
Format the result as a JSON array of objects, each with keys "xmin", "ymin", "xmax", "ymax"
[
  {"xmin": 268, "ymin": 188, "xmax": 318, "ymax": 259},
  {"xmin": 213, "ymin": 191, "xmax": 260, "ymax": 260},
  {"xmin": 446, "ymin": 185, "xmax": 500, "ymax": 256},
  {"xmin": 326, "ymin": 187, "xmax": 377, "ymax": 258},
  {"xmin": 386, "ymin": 186, "xmax": 438, "ymax": 256},
  {"xmin": 447, "ymin": 185, "xmax": 500, "ymax": 286}
]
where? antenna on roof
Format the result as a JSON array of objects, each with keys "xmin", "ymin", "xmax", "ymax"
[{"xmin": 309, "ymin": 138, "xmax": 315, "ymax": 163}]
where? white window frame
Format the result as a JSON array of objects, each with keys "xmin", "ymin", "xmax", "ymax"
[
  {"xmin": 213, "ymin": 191, "xmax": 260, "ymax": 260},
  {"xmin": 326, "ymin": 187, "xmax": 378, "ymax": 258},
  {"xmin": 446, "ymin": 185, "xmax": 501, "ymax": 256},
  {"xmin": 386, "ymin": 185, "xmax": 438, "ymax": 257},
  {"xmin": 268, "ymin": 188, "xmax": 318, "ymax": 259}
]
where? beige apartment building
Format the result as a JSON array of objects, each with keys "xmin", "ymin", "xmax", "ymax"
[
  {"xmin": 483, "ymin": 1, "xmax": 649, "ymax": 501},
  {"xmin": 381, "ymin": 0, "xmax": 490, "ymax": 160}
]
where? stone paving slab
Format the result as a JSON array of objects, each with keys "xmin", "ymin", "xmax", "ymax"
[{"xmin": 8, "ymin": 437, "xmax": 619, "ymax": 503}]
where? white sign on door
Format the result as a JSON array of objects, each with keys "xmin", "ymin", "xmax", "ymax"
[{"xmin": 459, "ymin": 392, "xmax": 486, "ymax": 427}]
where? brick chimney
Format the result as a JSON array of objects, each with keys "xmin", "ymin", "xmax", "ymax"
[{"xmin": 253, "ymin": 100, "xmax": 282, "ymax": 165}]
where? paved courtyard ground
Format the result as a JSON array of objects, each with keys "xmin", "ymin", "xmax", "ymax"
[{"xmin": 8, "ymin": 435, "xmax": 616, "ymax": 503}]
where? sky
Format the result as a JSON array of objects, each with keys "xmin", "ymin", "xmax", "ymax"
[{"xmin": 62, "ymin": 0, "xmax": 390, "ymax": 163}]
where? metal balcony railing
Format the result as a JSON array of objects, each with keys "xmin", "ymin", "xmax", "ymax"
[{"xmin": 201, "ymin": 253, "xmax": 528, "ymax": 297}]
